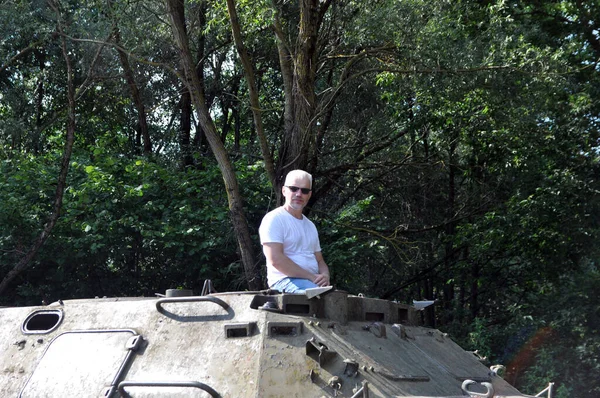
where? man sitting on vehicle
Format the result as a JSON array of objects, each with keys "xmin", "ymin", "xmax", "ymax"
[{"xmin": 259, "ymin": 169, "xmax": 331, "ymax": 293}]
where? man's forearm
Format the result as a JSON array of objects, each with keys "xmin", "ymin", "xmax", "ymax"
[
  {"xmin": 317, "ymin": 260, "xmax": 329, "ymax": 277},
  {"xmin": 313, "ymin": 255, "xmax": 331, "ymax": 286},
  {"xmin": 270, "ymin": 254, "xmax": 316, "ymax": 281}
]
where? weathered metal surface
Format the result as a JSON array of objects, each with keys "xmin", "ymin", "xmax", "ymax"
[{"xmin": 0, "ymin": 290, "xmax": 528, "ymax": 397}]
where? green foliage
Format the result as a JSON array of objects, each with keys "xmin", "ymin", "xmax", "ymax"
[
  {"xmin": 0, "ymin": 147, "xmax": 249, "ymax": 303},
  {"xmin": 467, "ymin": 317, "xmax": 494, "ymax": 360}
]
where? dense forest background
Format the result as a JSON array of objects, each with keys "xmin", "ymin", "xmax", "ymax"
[{"xmin": 1, "ymin": 0, "xmax": 599, "ymax": 396}]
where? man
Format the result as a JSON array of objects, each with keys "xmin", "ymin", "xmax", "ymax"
[{"xmin": 259, "ymin": 170, "xmax": 331, "ymax": 293}]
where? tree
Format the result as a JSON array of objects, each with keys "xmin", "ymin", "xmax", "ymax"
[
  {"xmin": 164, "ymin": 0, "xmax": 260, "ymax": 290},
  {"xmin": 0, "ymin": 0, "xmax": 77, "ymax": 295}
]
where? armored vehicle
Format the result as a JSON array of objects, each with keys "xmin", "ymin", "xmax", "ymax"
[{"xmin": 0, "ymin": 284, "xmax": 552, "ymax": 397}]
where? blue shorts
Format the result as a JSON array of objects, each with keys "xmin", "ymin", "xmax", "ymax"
[{"xmin": 271, "ymin": 277, "xmax": 318, "ymax": 293}]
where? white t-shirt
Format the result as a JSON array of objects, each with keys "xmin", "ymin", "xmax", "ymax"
[{"xmin": 259, "ymin": 206, "xmax": 322, "ymax": 287}]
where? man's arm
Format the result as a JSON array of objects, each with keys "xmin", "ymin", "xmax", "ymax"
[
  {"xmin": 263, "ymin": 242, "xmax": 316, "ymax": 281},
  {"xmin": 313, "ymin": 251, "xmax": 330, "ymax": 287}
]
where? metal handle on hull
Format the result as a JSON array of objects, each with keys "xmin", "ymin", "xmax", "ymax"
[
  {"xmin": 155, "ymin": 296, "xmax": 229, "ymax": 315},
  {"xmin": 117, "ymin": 381, "xmax": 220, "ymax": 397},
  {"xmin": 461, "ymin": 379, "xmax": 494, "ymax": 398}
]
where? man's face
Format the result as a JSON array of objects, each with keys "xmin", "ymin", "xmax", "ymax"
[{"xmin": 283, "ymin": 176, "xmax": 312, "ymax": 211}]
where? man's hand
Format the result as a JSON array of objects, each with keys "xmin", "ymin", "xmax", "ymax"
[{"xmin": 313, "ymin": 273, "xmax": 330, "ymax": 287}]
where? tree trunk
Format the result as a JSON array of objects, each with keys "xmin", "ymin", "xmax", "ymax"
[
  {"xmin": 165, "ymin": 0, "xmax": 261, "ymax": 290},
  {"xmin": 179, "ymin": 87, "xmax": 194, "ymax": 167},
  {"xmin": 226, "ymin": 0, "xmax": 276, "ymax": 187},
  {"xmin": 33, "ymin": 50, "xmax": 45, "ymax": 154},
  {"xmin": 271, "ymin": 0, "xmax": 331, "ymax": 199},
  {"xmin": 442, "ymin": 135, "xmax": 458, "ymax": 324},
  {"xmin": 272, "ymin": 4, "xmax": 294, "ymax": 186},
  {"xmin": 470, "ymin": 256, "xmax": 480, "ymax": 320},
  {"xmin": 113, "ymin": 26, "xmax": 152, "ymax": 154},
  {"xmin": 218, "ymin": 75, "xmax": 239, "ymax": 145},
  {"xmin": 279, "ymin": 0, "xmax": 319, "ymax": 179}
]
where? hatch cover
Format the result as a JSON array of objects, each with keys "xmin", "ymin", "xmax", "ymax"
[
  {"xmin": 411, "ymin": 332, "xmax": 491, "ymax": 381},
  {"xmin": 19, "ymin": 329, "xmax": 140, "ymax": 398}
]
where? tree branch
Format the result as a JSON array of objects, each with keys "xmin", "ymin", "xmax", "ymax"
[{"xmin": 226, "ymin": 0, "xmax": 276, "ymax": 187}]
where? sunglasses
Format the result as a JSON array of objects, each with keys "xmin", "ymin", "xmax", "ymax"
[{"xmin": 286, "ymin": 186, "xmax": 312, "ymax": 195}]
